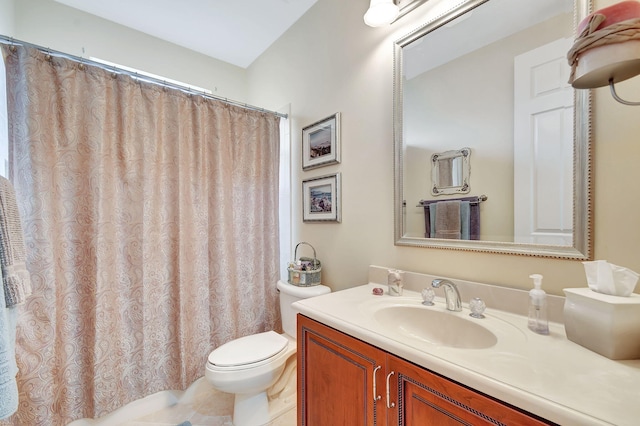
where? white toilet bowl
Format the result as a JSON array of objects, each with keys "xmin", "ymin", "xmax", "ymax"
[
  {"xmin": 205, "ymin": 280, "xmax": 331, "ymax": 426},
  {"xmin": 205, "ymin": 331, "xmax": 294, "ymax": 394},
  {"xmin": 205, "ymin": 331, "xmax": 295, "ymax": 425}
]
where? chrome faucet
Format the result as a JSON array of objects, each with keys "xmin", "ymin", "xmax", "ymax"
[{"xmin": 431, "ymin": 279, "xmax": 462, "ymax": 312}]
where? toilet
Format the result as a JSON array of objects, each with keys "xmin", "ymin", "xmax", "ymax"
[{"xmin": 205, "ymin": 280, "xmax": 330, "ymax": 426}]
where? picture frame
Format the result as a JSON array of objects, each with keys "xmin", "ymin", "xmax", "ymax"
[
  {"xmin": 302, "ymin": 173, "xmax": 341, "ymax": 223},
  {"xmin": 302, "ymin": 112, "xmax": 341, "ymax": 171}
]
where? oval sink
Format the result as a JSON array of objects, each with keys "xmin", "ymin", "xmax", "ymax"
[{"xmin": 373, "ymin": 305, "xmax": 498, "ymax": 349}]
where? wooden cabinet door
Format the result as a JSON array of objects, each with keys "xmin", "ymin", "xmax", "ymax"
[
  {"xmin": 297, "ymin": 315, "xmax": 386, "ymax": 426},
  {"xmin": 387, "ymin": 355, "xmax": 553, "ymax": 426}
]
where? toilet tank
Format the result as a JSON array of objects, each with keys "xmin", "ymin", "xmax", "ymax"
[{"xmin": 277, "ymin": 280, "xmax": 331, "ymax": 337}]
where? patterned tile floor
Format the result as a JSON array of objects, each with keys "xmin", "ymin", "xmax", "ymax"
[
  {"xmin": 70, "ymin": 376, "xmax": 296, "ymax": 426},
  {"xmin": 122, "ymin": 378, "xmax": 296, "ymax": 426}
]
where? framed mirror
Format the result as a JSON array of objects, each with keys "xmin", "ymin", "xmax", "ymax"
[
  {"xmin": 393, "ymin": 0, "xmax": 593, "ymax": 259},
  {"xmin": 431, "ymin": 148, "xmax": 470, "ymax": 195}
]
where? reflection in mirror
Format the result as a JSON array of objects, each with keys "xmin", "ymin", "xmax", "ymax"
[
  {"xmin": 395, "ymin": 0, "xmax": 429, "ymax": 20},
  {"xmin": 394, "ymin": 0, "xmax": 593, "ymax": 259},
  {"xmin": 431, "ymin": 148, "xmax": 470, "ymax": 195}
]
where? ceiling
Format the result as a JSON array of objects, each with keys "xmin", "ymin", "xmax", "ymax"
[{"xmin": 54, "ymin": 0, "xmax": 318, "ymax": 69}]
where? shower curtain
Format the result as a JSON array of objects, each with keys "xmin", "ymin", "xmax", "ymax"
[{"xmin": 1, "ymin": 44, "xmax": 281, "ymax": 425}]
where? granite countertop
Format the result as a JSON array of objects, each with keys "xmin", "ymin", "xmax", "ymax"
[{"xmin": 293, "ymin": 283, "xmax": 640, "ymax": 426}]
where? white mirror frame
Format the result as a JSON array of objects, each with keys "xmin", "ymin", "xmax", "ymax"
[
  {"xmin": 393, "ymin": 0, "xmax": 593, "ymax": 260},
  {"xmin": 431, "ymin": 148, "xmax": 470, "ymax": 196}
]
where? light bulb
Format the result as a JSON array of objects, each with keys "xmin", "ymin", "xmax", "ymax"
[{"xmin": 364, "ymin": 0, "xmax": 400, "ymax": 27}]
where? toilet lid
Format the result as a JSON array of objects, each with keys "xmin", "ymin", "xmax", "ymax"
[{"xmin": 208, "ymin": 331, "xmax": 288, "ymax": 367}]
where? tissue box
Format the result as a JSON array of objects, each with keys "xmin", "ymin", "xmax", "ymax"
[{"xmin": 563, "ymin": 288, "xmax": 640, "ymax": 360}]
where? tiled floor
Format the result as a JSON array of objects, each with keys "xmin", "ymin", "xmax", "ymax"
[
  {"xmin": 70, "ymin": 375, "xmax": 297, "ymax": 426},
  {"xmin": 122, "ymin": 378, "xmax": 296, "ymax": 426}
]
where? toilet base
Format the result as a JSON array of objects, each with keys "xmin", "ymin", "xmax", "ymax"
[
  {"xmin": 232, "ymin": 358, "xmax": 297, "ymax": 426},
  {"xmin": 233, "ymin": 391, "xmax": 269, "ymax": 426}
]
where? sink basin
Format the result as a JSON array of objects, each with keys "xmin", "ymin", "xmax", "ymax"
[{"xmin": 373, "ymin": 305, "xmax": 498, "ymax": 349}]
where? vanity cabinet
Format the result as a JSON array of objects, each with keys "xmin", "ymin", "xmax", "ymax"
[
  {"xmin": 297, "ymin": 315, "xmax": 553, "ymax": 426},
  {"xmin": 297, "ymin": 314, "xmax": 386, "ymax": 424}
]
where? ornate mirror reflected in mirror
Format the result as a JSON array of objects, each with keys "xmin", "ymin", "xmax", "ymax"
[
  {"xmin": 393, "ymin": 0, "xmax": 593, "ymax": 259},
  {"xmin": 431, "ymin": 148, "xmax": 470, "ymax": 195}
]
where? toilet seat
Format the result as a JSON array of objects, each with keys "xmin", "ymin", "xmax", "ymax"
[{"xmin": 208, "ymin": 331, "xmax": 289, "ymax": 370}]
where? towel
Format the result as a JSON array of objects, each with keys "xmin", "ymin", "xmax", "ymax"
[
  {"xmin": 0, "ymin": 273, "xmax": 19, "ymax": 420},
  {"xmin": 434, "ymin": 200, "xmax": 461, "ymax": 239},
  {"xmin": 0, "ymin": 177, "xmax": 31, "ymax": 307},
  {"xmin": 470, "ymin": 203, "xmax": 480, "ymax": 240},
  {"xmin": 460, "ymin": 201, "xmax": 470, "ymax": 240},
  {"xmin": 425, "ymin": 198, "xmax": 481, "ymax": 240},
  {"xmin": 438, "ymin": 158, "xmax": 453, "ymax": 187},
  {"xmin": 429, "ymin": 202, "xmax": 464, "ymax": 238},
  {"xmin": 428, "ymin": 204, "xmax": 436, "ymax": 238}
]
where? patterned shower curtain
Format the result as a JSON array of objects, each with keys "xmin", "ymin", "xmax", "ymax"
[{"xmin": 1, "ymin": 44, "xmax": 281, "ymax": 425}]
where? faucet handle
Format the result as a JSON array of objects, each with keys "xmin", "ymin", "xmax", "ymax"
[
  {"xmin": 421, "ymin": 288, "xmax": 435, "ymax": 306},
  {"xmin": 469, "ymin": 297, "xmax": 486, "ymax": 318}
]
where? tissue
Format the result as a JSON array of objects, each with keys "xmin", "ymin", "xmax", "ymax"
[{"xmin": 582, "ymin": 260, "xmax": 639, "ymax": 297}]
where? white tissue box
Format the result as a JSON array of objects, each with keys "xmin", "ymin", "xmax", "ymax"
[{"xmin": 563, "ymin": 288, "xmax": 640, "ymax": 360}]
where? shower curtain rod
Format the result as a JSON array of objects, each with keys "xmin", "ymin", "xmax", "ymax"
[{"xmin": 0, "ymin": 35, "xmax": 288, "ymax": 119}]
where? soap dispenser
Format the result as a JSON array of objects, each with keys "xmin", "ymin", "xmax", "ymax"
[{"xmin": 527, "ymin": 274, "xmax": 549, "ymax": 335}]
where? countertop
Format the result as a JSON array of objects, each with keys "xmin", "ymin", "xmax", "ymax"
[{"xmin": 293, "ymin": 283, "xmax": 640, "ymax": 426}]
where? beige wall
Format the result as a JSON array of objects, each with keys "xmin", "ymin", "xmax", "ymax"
[
  {"xmin": 7, "ymin": 0, "xmax": 640, "ymax": 296},
  {"xmin": 248, "ymin": 0, "xmax": 640, "ymax": 295},
  {"xmin": 0, "ymin": 0, "xmax": 14, "ymax": 35},
  {"xmin": 10, "ymin": 0, "xmax": 248, "ymax": 102}
]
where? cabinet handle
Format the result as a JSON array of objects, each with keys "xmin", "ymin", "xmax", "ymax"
[
  {"xmin": 372, "ymin": 365, "xmax": 382, "ymax": 402},
  {"xmin": 386, "ymin": 371, "xmax": 395, "ymax": 408}
]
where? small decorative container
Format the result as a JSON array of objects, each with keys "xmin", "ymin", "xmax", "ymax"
[
  {"xmin": 387, "ymin": 269, "xmax": 404, "ymax": 296},
  {"xmin": 563, "ymin": 288, "xmax": 640, "ymax": 360},
  {"xmin": 287, "ymin": 242, "xmax": 322, "ymax": 287}
]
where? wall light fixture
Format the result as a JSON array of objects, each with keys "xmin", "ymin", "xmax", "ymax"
[{"xmin": 364, "ymin": 0, "xmax": 400, "ymax": 27}]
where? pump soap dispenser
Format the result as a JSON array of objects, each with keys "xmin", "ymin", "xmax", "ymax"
[{"xmin": 528, "ymin": 274, "xmax": 549, "ymax": 335}]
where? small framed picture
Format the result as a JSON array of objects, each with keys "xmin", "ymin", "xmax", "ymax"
[
  {"xmin": 302, "ymin": 113, "xmax": 341, "ymax": 171},
  {"xmin": 302, "ymin": 173, "xmax": 341, "ymax": 223}
]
